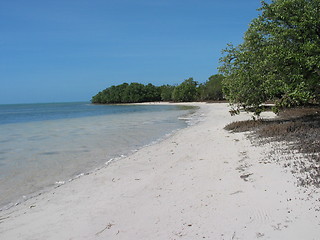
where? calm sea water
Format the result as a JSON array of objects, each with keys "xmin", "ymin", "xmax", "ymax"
[{"xmin": 0, "ymin": 102, "xmax": 197, "ymax": 209}]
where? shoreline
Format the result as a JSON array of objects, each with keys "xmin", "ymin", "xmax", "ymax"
[
  {"xmin": 0, "ymin": 103, "xmax": 319, "ymax": 239},
  {"xmin": 0, "ymin": 103, "xmax": 200, "ymax": 212}
]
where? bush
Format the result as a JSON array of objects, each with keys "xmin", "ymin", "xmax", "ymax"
[
  {"xmin": 198, "ymin": 74, "xmax": 224, "ymax": 101},
  {"xmin": 91, "ymin": 83, "xmax": 161, "ymax": 104},
  {"xmin": 172, "ymin": 78, "xmax": 199, "ymax": 102}
]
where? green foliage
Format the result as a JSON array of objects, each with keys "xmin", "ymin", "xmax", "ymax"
[
  {"xmin": 144, "ymin": 83, "xmax": 162, "ymax": 102},
  {"xmin": 219, "ymin": 0, "xmax": 320, "ymax": 113},
  {"xmin": 160, "ymin": 85, "xmax": 175, "ymax": 101},
  {"xmin": 198, "ymin": 74, "xmax": 224, "ymax": 101},
  {"xmin": 92, "ymin": 76, "xmax": 226, "ymax": 104},
  {"xmin": 172, "ymin": 78, "xmax": 199, "ymax": 102},
  {"xmin": 91, "ymin": 83, "xmax": 161, "ymax": 104}
]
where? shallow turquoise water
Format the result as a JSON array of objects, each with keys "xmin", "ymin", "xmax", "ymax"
[{"xmin": 0, "ymin": 102, "xmax": 195, "ymax": 209}]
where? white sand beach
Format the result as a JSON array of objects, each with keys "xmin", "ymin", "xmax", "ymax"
[{"xmin": 0, "ymin": 103, "xmax": 319, "ymax": 240}]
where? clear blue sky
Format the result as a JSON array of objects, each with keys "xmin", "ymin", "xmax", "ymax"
[{"xmin": 1, "ymin": 0, "xmax": 262, "ymax": 104}]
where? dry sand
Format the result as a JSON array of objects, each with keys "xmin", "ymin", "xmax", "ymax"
[{"xmin": 0, "ymin": 103, "xmax": 319, "ymax": 240}]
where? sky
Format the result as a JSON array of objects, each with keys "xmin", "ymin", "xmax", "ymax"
[{"xmin": 0, "ymin": 0, "xmax": 263, "ymax": 104}]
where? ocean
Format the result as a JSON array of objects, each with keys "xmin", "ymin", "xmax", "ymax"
[{"xmin": 0, "ymin": 102, "xmax": 197, "ymax": 210}]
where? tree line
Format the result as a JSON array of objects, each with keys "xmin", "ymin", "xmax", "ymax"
[
  {"xmin": 219, "ymin": 0, "xmax": 320, "ymax": 114},
  {"xmin": 91, "ymin": 75, "xmax": 224, "ymax": 104}
]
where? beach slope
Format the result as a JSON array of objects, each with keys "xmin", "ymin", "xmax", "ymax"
[{"xmin": 0, "ymin": 103, "xmax": 319, "ymax": 239}]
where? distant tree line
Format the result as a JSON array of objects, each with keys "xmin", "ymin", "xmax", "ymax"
[{"xmin": 91, "ymin": 75, "xmax": 224, "ymax": 104}]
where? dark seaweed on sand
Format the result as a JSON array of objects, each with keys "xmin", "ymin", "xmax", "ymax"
[{"xmin": 225, "ymin": 108, "xmax": 320, "ymax": 187}]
